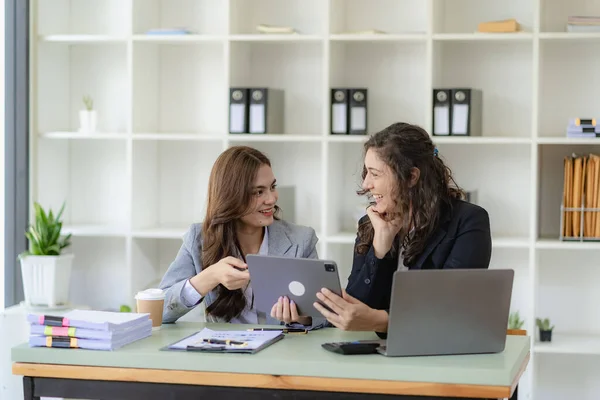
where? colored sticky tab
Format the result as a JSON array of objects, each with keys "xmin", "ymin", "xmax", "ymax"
[
  {"xmin": 70, "ymin": 338, "xmax": 78, "ymax": 347},
  {"xmin": 68, "ymin": 327, "xmax": 76, "ymax": 337},
  {"xmin": 46, "ymin": 336, "xmax": 52, "ymax": 347}
]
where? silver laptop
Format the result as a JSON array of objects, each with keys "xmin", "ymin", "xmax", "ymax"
[{"xmin": 377, "ymin": 269, "xmax": 514, "ymax": 357}]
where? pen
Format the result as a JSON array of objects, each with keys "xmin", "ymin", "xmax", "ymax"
[
  {"xmin": 202, "ymin": 338, "xmax": 246, "ymax": 345},
  {"xmin": 247, "ymin": 328, "xmax": 308, "ymax": 334}
]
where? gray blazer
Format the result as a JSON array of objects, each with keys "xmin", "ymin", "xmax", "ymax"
[{"xmin": 159, "ymin": 219, "xmax": 320, "ymax": 326}]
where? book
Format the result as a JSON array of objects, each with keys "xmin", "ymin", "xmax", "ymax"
[
  {"xmin": 27, "ymin": 309, "xmax": 150, "ymax": 331},
  {"xmin": 165, "ymin": 328, "xmax": 284, "ymax": 354},
  {"xmin": 29, "ymin": 318, "xmax": 152, "ymax": 340}
]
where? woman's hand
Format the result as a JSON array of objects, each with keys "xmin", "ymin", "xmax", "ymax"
[
  {"xmin": 367, "ymin": 206, "xmax": 402, "ymax": 259},
  {"xmin": 189, "ymin": 256, "xmax": 249, "ymax": 296},
  {"xmin": 270, "ymin": 296, "xmax": 312, "ymax": 325},
  {"xmin": 313, "ymin": 288, "xmax": 388, "ymax": 332}
]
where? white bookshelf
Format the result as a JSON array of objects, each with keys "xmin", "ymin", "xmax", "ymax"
[{"xmin": 29, "ymin": 1, "xmax": 600, "ymax": 399}]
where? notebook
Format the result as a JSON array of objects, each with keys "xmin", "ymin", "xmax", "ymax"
[{"xmin": 165, "ymin": 328, "xmax": 284, "ymax": 354}]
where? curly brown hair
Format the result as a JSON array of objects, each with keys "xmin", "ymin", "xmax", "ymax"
[
  {"xmin": 202, "ymin": 146, "xmax": 280, "ymax": 321},
  {"xmin": 356, "ymin": 123, "xmax": 464, "ymax": 265}
]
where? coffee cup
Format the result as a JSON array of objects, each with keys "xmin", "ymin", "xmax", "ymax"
[{"xmin": 135, "ymin": 288, "xmax": 165, "ymax": 330}]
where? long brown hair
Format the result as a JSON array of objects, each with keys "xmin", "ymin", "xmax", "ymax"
[
  {"xmin": 356, "ymin": 122, "xmax": 464, "ymax": 265},
  {"xmin": 202, "ymin": 146, "xmax": 280, "ymax": 321}
]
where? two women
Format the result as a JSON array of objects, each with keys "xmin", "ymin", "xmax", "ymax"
[{"xmin": 160, "ymin": 122, "xmax": 492, "ymax": 330}]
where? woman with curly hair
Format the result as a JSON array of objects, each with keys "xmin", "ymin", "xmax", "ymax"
[{"xmin": 314, "ymin": 122, "xmax": 492, "ymax": 333}]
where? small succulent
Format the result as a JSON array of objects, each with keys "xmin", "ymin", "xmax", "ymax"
[
  {"xmin": 536, "ymin": 318, "xmax": 554, "ymax": 331},
  {"xmin": 508, "ymin": 311, "xmax": 525, "ymax": 330},
  {"xmin": 82, "ymin": 95, "xmax": 94, "ymax": 111}
]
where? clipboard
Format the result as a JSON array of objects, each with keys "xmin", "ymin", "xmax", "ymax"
[{"xmin": 161, "ymin": 328, "xmax": 285, "ymax": 354}]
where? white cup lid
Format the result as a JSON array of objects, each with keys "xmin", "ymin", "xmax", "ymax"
[{"xmin": 135, "ymin": 288, "xmax": 165, "ymax": 301}]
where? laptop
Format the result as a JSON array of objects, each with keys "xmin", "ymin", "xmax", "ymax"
[{"xmin": 377, "ymin": 268, "xmax": 514, "ymax": 357}]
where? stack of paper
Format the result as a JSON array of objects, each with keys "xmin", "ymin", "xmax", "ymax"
[
  {"xmin": 566, "ymin": 16, "xmax": 600, "ymax": 32},
  {"xmin": 26, "ymin": 309, "xmax": 152, "ymax": 351},
  {"xmin": 562, "ymin": 154, "xmax": 600, "ymax": 239},
  {"xmin": 566, "ymin": 118, "xmax": 600, "ymax": 139}
]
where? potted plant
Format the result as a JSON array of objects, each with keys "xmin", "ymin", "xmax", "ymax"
[
  {"xmin": 536, "ymin": 318, "xmax": 554, "ymax": 342},
  {"xmin": 507, "ymin": 311, "xmax": 526, "ymax": 335},
  {"xmin": 19, "ymin": 202, "xmax": 74, "ymax": 308},
  {"xmin": 79, "ymin": 95, "xmax": 97, "ymax": 133}
]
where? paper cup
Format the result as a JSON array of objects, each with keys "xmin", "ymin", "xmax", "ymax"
[{"xmin": 135, "ymin": 288, "xmax": 165, "ymax": 330}]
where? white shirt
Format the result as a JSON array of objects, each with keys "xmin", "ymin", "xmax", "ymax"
[{"xmin": 180, "ymin": 228, "xmax": 269, "ymax": 323}]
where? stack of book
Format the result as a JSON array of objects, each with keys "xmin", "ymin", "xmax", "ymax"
[
  {"xmin": 562, "ymin": 153, "xmax": 600, "ymax": 240},
  {"xmin": 566, "ymin": 118, "xmax": 599, "ymax": 139},
  {"xmin": 26, "ymin": 309, "xmax": 153, "ymax": 350},
  {"xmin": 566, "ymin": 16, "xmax": 600, "ymax": 32}
]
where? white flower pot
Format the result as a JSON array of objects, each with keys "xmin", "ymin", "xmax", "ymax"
[
  {"xmin": 79, "ymin": 110, "xmax": 97, "ymax": 133},
  {"xmin": 20, "ymin": 254, "xmax": 74, "ymax": 308}
]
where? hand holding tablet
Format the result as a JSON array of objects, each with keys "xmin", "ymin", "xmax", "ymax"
[{"xmin": 246, "ymin": 255, "xmax": 343, "ymax": 320}]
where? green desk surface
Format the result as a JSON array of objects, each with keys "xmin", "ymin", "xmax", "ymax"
[{"xmin": 12, "ymin": 322, "xmax": 529, "ymax": 387}]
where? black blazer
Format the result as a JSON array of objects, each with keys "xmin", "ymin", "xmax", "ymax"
[{"xmin": 346, "ymin": 199, "xmax": 492, "ymax": 313}]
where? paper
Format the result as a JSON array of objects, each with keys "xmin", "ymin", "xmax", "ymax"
[
  {"xmin": 168, "ymin": 328, "xmax": 283, "ymax": 351},
  {"xmin": 452, "ymin": 104, "xmax": 469, "ymax": 135},
  {"xmin": 229, "ymin": 103, "xmax": 246, "ymax": 133},
  {"xmin": 332, "ymin": 103, "xmax": 347, "ymax": 133},
  {"xmin": 433, "ymin": 106, "xmax": 450, "ymax": 135},
  {"xmin": 250, "ymin": 104, "xmax": 265, "ymax": 133},
  {"xmin": 350, "ymin": 107, "xmax": 366, "ymax": 131}
]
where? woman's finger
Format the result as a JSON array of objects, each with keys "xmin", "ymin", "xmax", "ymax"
[
  {"xmin": 290, "ymin": 300, "xmax": 300, "ymax": 322},
  {"xmin": 275, "ymin": 296, "xmax": 283, "ymax": 320},
  {"xmin": 313, "ymin": 302, "xmax": 341, "ymax": 325},
  {"xmin": 282, "ymin": 296, "xmax": 291, "ymax": 323}
]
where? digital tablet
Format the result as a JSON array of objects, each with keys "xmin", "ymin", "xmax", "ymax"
[{"xmin": 246, "ymin": 255, "xmax": 343, "ymax": 319}]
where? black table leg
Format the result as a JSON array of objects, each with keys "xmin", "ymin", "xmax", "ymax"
[
  {"xmin": 509, "ymin": 384, "xmax": 518, "ymax": 400},
  {"xmin": 23, "ymin": 377, "xmax": 40, "ymax": 400}
]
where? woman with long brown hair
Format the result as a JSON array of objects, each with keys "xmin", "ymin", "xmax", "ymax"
[
  {"xmin": 314, "ymin": 122, "xmax": 492, "ymax": 333},
  {"xmin": 159, "ymin": 146, "xmax": 319, "ymax": 326}
]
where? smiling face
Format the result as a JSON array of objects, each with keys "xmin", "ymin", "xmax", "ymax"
[
  {"xmin": 239, "ymin": 164, "xmax": 278, "ymax": 229},
  {"xmin": 361, "ymin": 148, "xmax": 398, "ymax": 215}
]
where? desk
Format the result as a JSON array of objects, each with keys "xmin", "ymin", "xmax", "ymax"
[{"xmin": 12, "ymin": 322, "xmax": 529, "ymax": 400}]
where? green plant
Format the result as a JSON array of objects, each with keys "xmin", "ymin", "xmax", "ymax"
[
  {"xmin": 508, "ymin": 311, "xmax": 525, "ymax": 329},
  {"xmin": 82, "ymin": 95, "xmax": 93, "ymax": 111},
  {"xmin": 19, "ymin": 202, "xmax": 72, "ymax": 259},
  {"xmin": 536, "ymin": 317, "xmax": 554, "ymax": 331},
  {"xmin": 120, "ymin": 305, "xmax": 132, "ymax": 312}
]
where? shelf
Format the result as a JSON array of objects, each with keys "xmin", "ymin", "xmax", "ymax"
[
  {"xmin": 228, "ymin": 134, "xmax": 322, "ymax": 142},
  {"xmin": 534, "ymin": 334, "xmax": 600, "ymax": 355},
  {"xmin": 132, "ymin": 34, "xmax": 226, "ymax": 43},
  {"xmin": 38, "ymin": 35, "xmax": 128, "ymax": 43},
  {"xmin": 37, "ymin": 0, "xmax": 129, "ymax": 36},
  {"xmin": 132, "ymin": 41, "xmax": 225, "ymax": 135},
  {"xmin": 36, "ymin": 41, "xmax": 128, "ymax": 135},
  {"xmin": 39, "ymin": 132, "xmax": 129, "ymax": 140},
  {"xmin": 132, "ymin": 0, "xmax": 228, "ymax": 36},
  {"xmin": 330, "ymin": 33, "xmax": 426, "ymax": 42},
  {"xmin": 538, "ymin": 40, "xmax": 600, "ymax": 138},
  {"xmin": 432, "ymin": 33, "xmax": 533, "ymax": 41},
  {"xmin": 330, "ymin": 0, "xmax": 427, "ymax": 35},
  {"xmin": 536, "ymin": 239, "xmax": 600, "ymax": 250},
  {"xmin": 62, "ymin": 225, "xmax": 129, "ymax": 237},
  {"xmin": 330, "ymin": 40, "xmax": 428, "ymax": 133},
  {"xmin": 540, "ymin": 0, "xmax": 600, "ymax": 33},
  {"xmin": 432, "ymin": 0, "xmax": 534, "ymax": 35},
  {"xmin": 132, "ymin": 133, "xmax": 225, "ymax": 141},
  {"xmin": 131, "ymin": 141, "xmax": 223, "ymax": 231},
  {"xmin": 537, "ymin": 137, "xmax": 600, "ymax": 145},
  {"xmin": 432, "ymin": 136, "xmax": 532, "ymax": 144},
  {"xmin": 325, "ymin": 233, "xmax": 530, "ymax": 249},
  {"xmin": 230, "ymin": 0, "xmax": 325, "ymax": 35},
  {"xmin": 433, "ymin": 40, "xmax": 533, "ymax": 139},
  {"xmin": 230, "ymin": 41, "xmax": 323, "ymax": 136},
  {"xmin": 131, "ymin": 227, "xmax": 188, "ymax": 239},
  {"xmin": 229, "ymin": 34, "xmax": 323, "ymax": 42},
  {"xmin": 539, "ymin": 32, "xmax": 600, "ymax": 41}
]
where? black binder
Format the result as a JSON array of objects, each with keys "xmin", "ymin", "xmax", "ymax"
[
  {"xmin": 330, "ymin": 88, "xmax": 349, "ymax": 135},
  {"xmin": 450, "ymin": 88, "xmax": 482, "ymax": 136},
  {"xmin": 229, "ymin": 88, "xmax": 249, "ymax": 134},
  {"xmin": 349, "ymin": 88, "xmax": 367, "ymax": 135},
  {"xmin": 432, "ymin": 89, "xmax": 451, "ymax": 136},
  {"xmin": 248, "ymin": 88, "xmax": 284, "ymax": 134}
]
